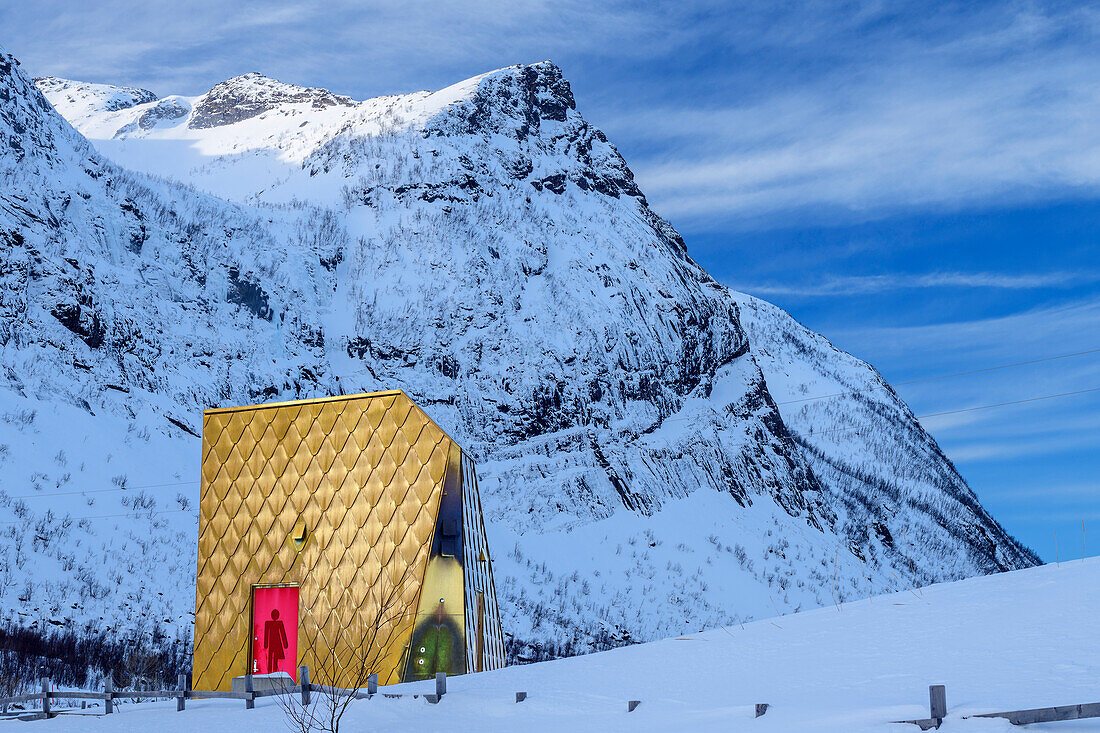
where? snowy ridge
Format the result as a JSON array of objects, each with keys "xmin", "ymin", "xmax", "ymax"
[
  {"xmin": 0, "ymin": 49, "xmax": 1037, "ymax": 664},
  {"xmin": 733, "ymin": 294, "xmax": 1032, "ymax": 579},
  {"xmin": 33, "ymin": 76, "xmax": 157, "ymax": 121}
]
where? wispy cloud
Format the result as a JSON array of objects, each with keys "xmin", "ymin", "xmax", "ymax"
[
  {"xmin": 632, "ymin": 59, "xmax": 1100, "ymax": 226},
  {"xmin": 997, "ymin": 482, "xmax": 1100, "ymax": 501},
  {"xmin": 919, "ymin": 387, "xmax": 1100, "ymax": 462},
  {"xmin": 943, "ymin": 431, "xmax": 1100, "ymax": 462},
  {"xmin": 832, "ymin": 297, "xmax": 1100, "ymax": 368},
  {"xmin": 612, "ymin": 5, "xmax": 1100, "ymax": 228},
  {"xmin": 0, "ymin": 0, "xmax": 684, "ymax": 96},
  {"xmin": 924, "ymin": 404, "xmax": 1100, "ymax": 438},
  {"xmin": 739, "ymin": 270, "xmax": 1100, "ymax": 297}
]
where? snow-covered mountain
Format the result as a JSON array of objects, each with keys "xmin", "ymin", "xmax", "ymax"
[{"xmin": 0, "ymin": 47, "xmax": 1036, "ymax": 670}]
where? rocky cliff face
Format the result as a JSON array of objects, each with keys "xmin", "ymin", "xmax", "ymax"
[
  {"xmin": 189, "ymin": 73, "xmax": 354, "ymax": 129},
  {"xmin": 0, "ymin": 50, "xmax": 1036, "ymax": 662}
]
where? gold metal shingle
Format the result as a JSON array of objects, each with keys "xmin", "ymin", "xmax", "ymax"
[{"xmin": 193, "ymin": 390, "xmax": 493, "ymax": 691}]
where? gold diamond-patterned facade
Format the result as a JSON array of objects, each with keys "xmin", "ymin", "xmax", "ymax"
[{"xmin": 193, "ymin": 390, "xmax": 493, "ymax": 691}]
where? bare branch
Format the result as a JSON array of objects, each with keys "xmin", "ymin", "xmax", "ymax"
[{"xmin": 278, "ymin": 559, "xmax": 421, "ymax": 733}]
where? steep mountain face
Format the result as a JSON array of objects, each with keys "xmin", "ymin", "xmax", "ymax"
[
  {"xmin": 0, "ymin": 49, "xmax": 1035, "ymax": 665},
  {"xmin": 733, "ymin": 294, "xmax": 1033, "ymax": 579},
  {"xmin": 1, "ymin": 52, "xmax": 343, "ymax": 642}
]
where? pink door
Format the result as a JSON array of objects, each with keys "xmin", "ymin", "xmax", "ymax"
[{"xmin": 252, "ymin": 586, "xmax": 299, "ymax": 679}]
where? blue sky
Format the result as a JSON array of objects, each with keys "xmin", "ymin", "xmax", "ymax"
[{"xmin": 4, "ymin": 0, "xmax": 1099, "ymax": 561}]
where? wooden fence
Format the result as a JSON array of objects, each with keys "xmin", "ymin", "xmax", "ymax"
[
  {"xmin": 0, "ymin": 667, "xmax": 532, "ymax": 720},
  {"xmin": 896, "ymin": 684, "xmax": 1100, "ymax": 729},
  {"xmin": 12, "ymin": 674, "xmax": 1088, "ymax": 726}
]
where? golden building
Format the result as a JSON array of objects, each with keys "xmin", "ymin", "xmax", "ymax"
[{"xmin": 192, "ymin": 390, "xmax": 506, "ymax": 691}]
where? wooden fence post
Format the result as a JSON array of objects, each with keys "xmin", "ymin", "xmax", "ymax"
[
  {"xmin": 929, "ymin": 685, "xmax": 947, "ymax": 720},
  {"xmin": 300, "ymin": 666, "xmax": 310, "ymax": 706},
  {"xmin": 367, "ymin": 673, "xmax": 377, "ymax": 696},
  {"xmin": 177, "ymin": 673, "xmax": 186, "ymax": 712},
  {"xmin": 245, "ymin": 674, "xmax": 254, "ymax": 710},
  {"xmin": 436, "ymin": 672, "xmax": 446, "ymax": 698},
  {"xmin": 41, "ymin": 679, "xmax": 50, "ymax": 718},
  {"xmin": 105, "ymin": 675, "xmax": 114, "ymax": 714}
]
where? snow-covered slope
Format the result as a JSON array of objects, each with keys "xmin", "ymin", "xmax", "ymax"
[
  {"xmin": 0, "ymin": 48, "xmax": 1037, "ymax": 666},
  {"xmin": 33, "ymin": 75, "xmax": 157, "ymax": 122},
  {"xmin": 27, "ymin": 558, "xmax": 1099, "ymax": 732},
  {"xmin": 733, "ymin": 294, "xmax": 1028, "ymax": 582},
  {"xmin": 1, "ymin": 52, "xmax": 343, "ymax": 641}
]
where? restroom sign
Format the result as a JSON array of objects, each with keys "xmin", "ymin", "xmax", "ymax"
[{"xmin": 252, "ymin": 586, "xmax": 299, "ymax": 679}]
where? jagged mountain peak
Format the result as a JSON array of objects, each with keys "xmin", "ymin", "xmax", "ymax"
[
  {"xmin": 311, "ymin": 59, "xmax": 645, "ymax": 206},
  {"xmin": 427, "ymin": 60, "xmax": 576, "ymax": 131},
  {"xmin": 189, "ymin": 71, "xmax": 355, "ymax": 129}
]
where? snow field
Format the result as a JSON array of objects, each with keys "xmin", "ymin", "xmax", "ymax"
[{"xmin": 30, "ymin": 558, "xmax": 1100, "ymax": 732}]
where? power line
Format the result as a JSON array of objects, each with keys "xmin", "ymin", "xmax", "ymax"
[
  {"xmin": 0, "ymin": 507, "xmax": 196, "ymax": 526},
  {"xmin": 786, "ymin": 385, "xmax": 1100, "ymax": 439},
  {"xmin": 912, "ymin": 386, "xmax": 1100, "ymax": 421},
  {"xmin": 3, "ymin": 480, "xmax": 197, "ymax": 501},
  {"xmin": 658, "ymin": 345, "xmax": 1100, "ymax": 422},
  {"xmin": 646, "ymin": 384, "xmax": 1100, "ymax": 446},
  {"xmin": 776, "ymin": 347, "xmax": 1100, "ymax": 407},
  {"xmin": 891, "ymin": 348, "xmax": 1100, "ymax": 386}
]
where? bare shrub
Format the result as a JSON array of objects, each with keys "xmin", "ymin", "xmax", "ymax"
[{"xmin": 278, "ymin": 563, "xmax": 417, "ymax": 733}]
